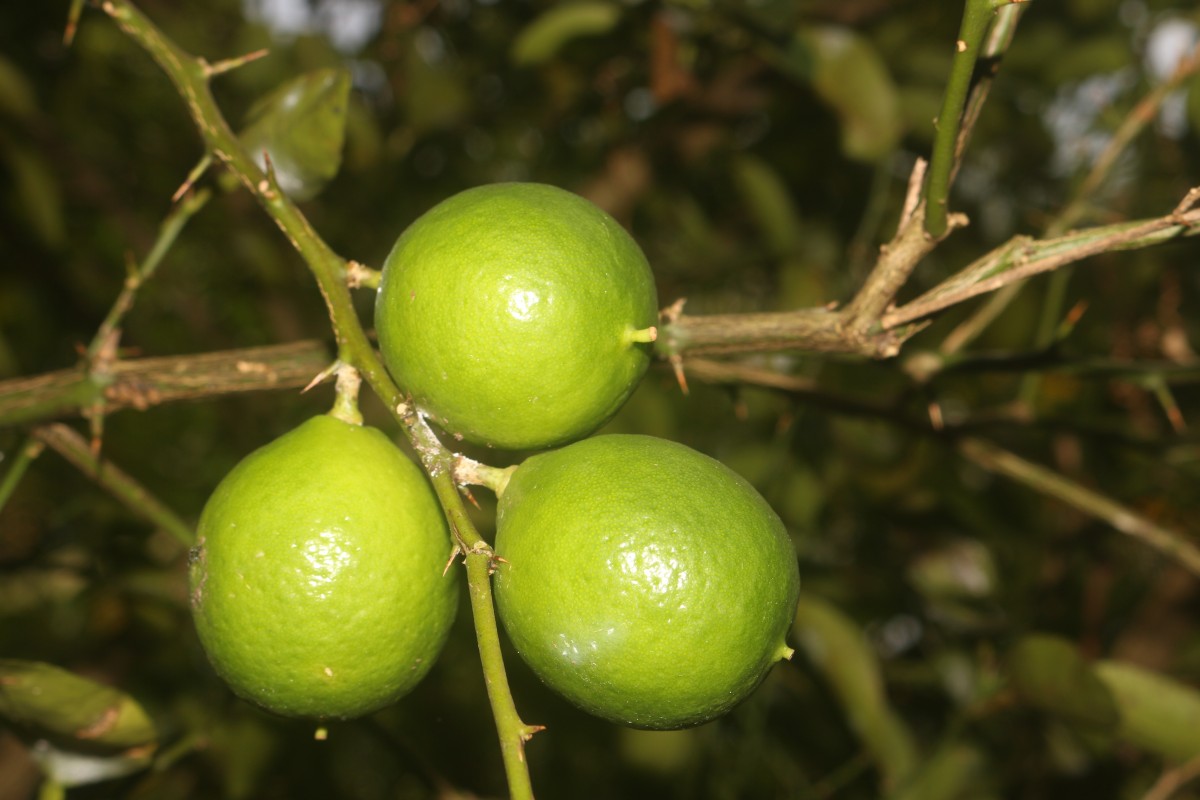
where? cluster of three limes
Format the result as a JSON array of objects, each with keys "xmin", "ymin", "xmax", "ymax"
[{"xmin": 189, "ymin": 183, "xmax": 799, "ymax": 728}]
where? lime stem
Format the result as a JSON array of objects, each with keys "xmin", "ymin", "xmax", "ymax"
[
  {"xmin": 453, "ymin": 456, "xmax": 517, "ymax": 497},
  {"xmin": 626, "ymin": 325, "xmax": 658, "ymax": 345},
  {"xmin": 328, "ymin": 363, "xmax": 363, "ymax": 426}
]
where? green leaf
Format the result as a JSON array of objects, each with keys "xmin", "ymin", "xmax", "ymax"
[
  {"xmin": 1006, "ymin": 635, "xmax": 1119, "ymax": 730},
  {"xmin": 239, "ymin": 67, "xmax": 352, "ymax": 201},
  {"xmin": 2, "ymin": 141, "xmax": 65, "ymax": 248},
  {"xmin": 769, "ymin": 26, "xmax": 903, "ymax": 162},
  {"xmin": 0, "ymin": 54, "xmax": 37, "ymax": 120},
  {"xmin": 888, "ymin": 742, "xmax": 988, "ymax": 800},
  {"xmin": 730, "ymin": 154, "xmax": 804, "ymax": 257},
  {"xmin": 0, "ymin": 660, "xmax": 157, "ymax": 755},
  {"xmin": 793, "ymin": 593, "xmax": 918, "ymax": 791},
  {"xmin": 1094, "ymin": 660, "xmax": 1200, "ymax": 763},
  {"xmin": 511, "ymin": 3, "xmax": 623, "ymax": 66}
]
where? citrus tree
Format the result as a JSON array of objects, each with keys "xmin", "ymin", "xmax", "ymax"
[{"xmin": 2, "ymin": 1, "xmax": 1200, "ymax": 798}]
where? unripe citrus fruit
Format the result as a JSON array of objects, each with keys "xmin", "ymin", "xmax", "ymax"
[
  {"xmin": 374, "ymin": 182, "xmax": 658, "ymax": 451},
  {"xmin": 493, "ymin": 434, "xmax": 800, "ymax": 729},
  {"xmin": 189, "ymin": 415, "xmax": 458, "ymax": 720}
]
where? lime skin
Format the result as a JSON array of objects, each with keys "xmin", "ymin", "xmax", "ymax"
[
  {"xmin": 189, "ymin": 415, "xmax": 458, "ymax": 720},
  {"xmin": 493, "ymin": 434, "xmax": 801, "ymax": 729},
  {"xmin": 374, "ymin": 182, "xmax": 658, "ymax": 451}
]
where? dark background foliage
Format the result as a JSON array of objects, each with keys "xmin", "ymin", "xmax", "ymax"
[{"xmin": 2, "ymin": 1, "xmax": 1199, "ymax": 798}]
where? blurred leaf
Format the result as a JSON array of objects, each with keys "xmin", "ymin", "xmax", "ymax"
[
  {"xmin": 239, "ymin": 67, "xmax": 352, "ymax": 201},
  {"xmin": 0, "ymin": 660, "xmax": 158, "ymax": 754},
  {"xmin": 402, "ymin": 43, "xmax": 469, "ymax": 134},
  {"xmin": 1094, "ymin": 660, "xmax": 1200, "ymax": 763},
  {"xmin": 1044, "ymin": 35, "xmax": 1133, "ymax": 85},
  {"xmin": 1188, "ymin": 73, "xmax": 1200, "ymax": 138},
  {"xmin": 888, "ymin": 742, "xmax": 989, "ymax": 800},
  {"xmin": 793, "ymin": 593, "xmax": 918, "ymax": 791},
  {"xmin": 730, "ymin": 153, "xmax": 804, "ymax": 257},
  {"xmin": 1006, "ymin": 635, "xmax": 1119, "ymax": 730},
  {"xmin": 617, "ymin": 728, "xmax": 700, "ymax": 774},
  {"xmin": 0, "ymin": 567, "xmax": 87, "ymax": 615},
  {"xmin": 511, "ymin": 3, "xmax": 623, "ymax": 66},
  {"xmin": 0, "ymin": 660, "xmax": 156, "ymax": 788},
  {"xmin": 769, "ymin": 25, "xmax": 903, "ymax": 162},
  {"xmin": 0, "ymin": 55, "xmax": 37, "ymax": 119},
  {"xmin": 2, "ymin": 141, "xmax": 65, "ymax": 248},
  {"xmin": 908, "ymin": 540, "xmax": 997, "ymax": 601}
]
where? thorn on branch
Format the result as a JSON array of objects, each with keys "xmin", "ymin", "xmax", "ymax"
[
  {"xmin": 1172, "ymin": 186, "xmax": 1200, "ymax": 219},
  {"xmin": 64, "ymin": 0, "xmax": 85, "ymax": 46},
  {"xmin": 301, "ymin": 360, "xmax": 341, "ymax": 394},
  {"xmin": 670, "ymin": 354, "xmax": 689, "ymax": 395},
  {"xmin": 173, "ymin": 154, "xmax": 213, "ymax": 203},
  {"xmin": 202, "ymin": 48, "xmax": 270, "ymax": 79}
]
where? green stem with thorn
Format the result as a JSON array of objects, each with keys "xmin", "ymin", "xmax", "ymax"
[{"xmin": 96, "ymin": 2, "xmax": 538, "ymax": 795}]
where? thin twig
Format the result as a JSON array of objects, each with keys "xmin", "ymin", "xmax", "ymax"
[
  {"xmin": 957, "ymin": 437, "xmax": 1200, "ymax": 578},
  {"xmin": 885, "ymin": 201, "xmax": 1200, "ymax": 329},
  {"xmin": 86, "ymin": 188, "xmax": 211, "ymax": 363},
  {"xmin": 1140, "ymin": 752, "xmax": 1200, "ymax": 800},
  {"xmin": 32, "ymin": 423, "xmax": 194, "ymax": 546}
]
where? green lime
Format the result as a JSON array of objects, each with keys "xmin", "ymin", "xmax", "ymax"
[
  {"xmin": 189, "ymin": 415, "xmax": 458, "ymax": 720},
  {"xmin": 493, "ymin": 434, "xmax": 800, "ymax": 729},
  {"xmin": 374, "ymin": 182, "xmax": 658, "ymax": 451}
]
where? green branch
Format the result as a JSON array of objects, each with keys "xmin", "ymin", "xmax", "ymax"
[
  {"xmin": 957, "ymin": 438, "xmax": 1200, "ymax": 577},
  {"xmin": 96, "ymin": 2, "xmax": 537, "ymax": 795},
  {"xmin": 924, "ymin": 0, "xmax": 1005, "ymax": 238}
]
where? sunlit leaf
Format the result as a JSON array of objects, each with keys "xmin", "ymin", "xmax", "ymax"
[
  {"xmin": 1094, "ymin": 660, "xmax": 1200, "ymax": 763},
  {"xmin": 511, "ymin": 3, "xmax": 623, "ymax": 66},
  {"xmin": 1006, "ymin": 635, "xmax": 1119, "ymax": 729},
  {"xmin": 239, "ymin": 67, "xmax": 352, "ymax": 201},
  {"xmin": 793, "ymin": 593, "xmax": 917, "ymax": 791}
]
